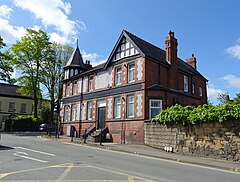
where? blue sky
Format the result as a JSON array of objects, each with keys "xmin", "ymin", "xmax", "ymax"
[{"xmin": 0, "ymin": 0, "xmax": 240, "ymax": 104}]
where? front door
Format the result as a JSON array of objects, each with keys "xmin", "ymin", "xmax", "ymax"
[{"xmin": 97, "ymin": 107, "xmax": 106, "ymax": 129}]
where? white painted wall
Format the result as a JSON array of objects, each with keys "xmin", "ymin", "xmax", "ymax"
[{"xmin": 95, "ymin": 68, "xmax": 112, "ymax": 89}]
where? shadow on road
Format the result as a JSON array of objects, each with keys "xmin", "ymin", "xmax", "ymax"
[
  {"xmin": 13, "ymin": 132, "xmax": 41, "ymax": 137},
  {"xmin": 0, "ymin": 145, "xmax": 14, "ymax": 151}
]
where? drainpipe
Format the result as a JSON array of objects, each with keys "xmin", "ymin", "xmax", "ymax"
[
  {"xmin": 121, "ymin": 96, "xmax": 126, "ymax": 144},
  {"xmin": 78, "ymin": 76, "xmax": 84, "ymax": 138}
]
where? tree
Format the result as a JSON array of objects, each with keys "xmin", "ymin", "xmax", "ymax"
[
  {"xmin": 217, "ymin": 93, "xmax": 231, "ymax": 105},
  {"xmin": 40, "ymin": 42, "xmax": 73, "ymax": 123},
  {"xmin": 0, "ymin": 36, "xmax": 14, "ymax": 83},
  {"xmin": 11, "ymin": 29, "xmax": 53, "ymax": 118},
  {"xmin": 233, "ymin": 93, "xmax": 240, "ymax": 104}
]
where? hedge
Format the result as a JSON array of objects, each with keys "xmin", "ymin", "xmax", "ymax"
[
  {"xmin": 4, "ymin": 115, "xmax": 42, "ymax": 131},
  {"xmin": 152, "ymin": 103, "xmax": 240, "ymax": 125}
]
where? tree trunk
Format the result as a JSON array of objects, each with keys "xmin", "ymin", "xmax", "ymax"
[
  {"xmin": 33, "ymin": 88, "xmax": 38, "ymax": 118},
  {"xmin": 50, "ymin": 96, "xmax": 54, "ymax": 124}
]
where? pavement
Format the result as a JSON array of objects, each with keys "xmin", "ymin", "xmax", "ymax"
[{"xmin": 42, "ymin": 134, "xmax": 240, "ymax": 173}]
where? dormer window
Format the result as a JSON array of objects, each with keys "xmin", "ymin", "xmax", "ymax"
[
  {"xmin": 74, "ymin": 69, "xmax": 78, "ymax": 75},
  {"xmin": 64, "ymin": 70, "xmax": 69, "ymax": 79},
  {"xmin": 70, "ymin": 69, "xmax": 74, "ymax": 77}
]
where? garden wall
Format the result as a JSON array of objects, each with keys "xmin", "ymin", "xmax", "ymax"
[{"xmin": 144, "ymin": 121, "xmax": 240, "ymax": 161}]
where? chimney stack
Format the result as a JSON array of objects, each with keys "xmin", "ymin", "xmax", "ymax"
[
  {"xmin": 85, "ymin": 60, "xmax": 92, "ymax": 70},
  {"xmin": 165, "ymin": 31, "xmax": 178, "ymax": 65},
  {"xmin": 186, "ymin": 54, "xmax": 197, "ymax": 69}
]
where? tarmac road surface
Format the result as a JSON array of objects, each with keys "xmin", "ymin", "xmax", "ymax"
[{"xmin": 0, "ymin": 133, "xmax": 239, "ymax": 182}]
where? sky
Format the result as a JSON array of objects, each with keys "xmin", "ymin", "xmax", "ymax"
[{"xmin": 0, "ymin": 0, "xmax": 240, "ymax": 104}]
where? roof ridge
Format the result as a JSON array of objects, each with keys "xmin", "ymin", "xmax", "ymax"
[
  {"xmin": 124, "ymin": 30, "xmax": 166, "ymax": 54},
  {"xmin": 93, "ymin": 62, "xmax": 106, "ymax": 68}
]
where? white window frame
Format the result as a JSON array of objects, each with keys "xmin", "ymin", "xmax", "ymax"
[
  {"xmin": 73, "ymin": 80, "xmax": 77, "ymax": 95},
  {"xmin": 115, "ymin": 66, "xmax": 122, "ymax": 86},
  {"xmin": 66, "ymin": 82, "xmax": 70, "ymax": 96},
  {"xmin": 127, "ymin": 95, "xmax": 134, "ymax": 118},
  {"xmin": 87, "ymin": 101, "xmax": 92, "ymax": 120},
  {"xmin": 128, "ymin": 63, "xmax": 135, "ymax": 83},
  {"xmin": 70, "ymin": 69, "xmax": 74, "ymax": 77},
  {"xmin": 71, "ymin": 104, "xmax": 77, "ymax": 121},
  {"xmin": 65, "ymin": 70, "xmax": 69, "ymax": 79},
  {"xmin": 89, "ymin": 76, "xmax": 93, "ymax": 92},
  {"xmin": 192, "ymin": 83, "xmax": 195, "ymax": 94},
  {"xmin": 114, "ymin": 97, "xmax": 121, "ymax": 119},
  {"xmin": 149, "ymin": 99, "xmax": 162, "ymax": 119},
  {"xmin": 199, "ymin": 87, "xmax": 203, "ymax": 97},
  {"xmin": 64, "ymin": 105, "xmax": 69, "ymax": 122},
  {"xmin": 20, "ymin": 103, "xmax": 26, "ymax": 113},
  {"xmin": 184, "ymin": 75, "xmax": 189, "ymax": 92},
  {"xmin": 8, "ymin": 102, "xmax": 15, "ymax": 112}
]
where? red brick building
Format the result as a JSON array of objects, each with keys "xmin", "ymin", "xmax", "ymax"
[{"xmin": 61, "ymin": 30, "xmax": 207, "ymax": 143}]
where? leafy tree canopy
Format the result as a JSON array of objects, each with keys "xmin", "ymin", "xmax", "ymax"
[
  {"xmin": 0, "ymin": 36, "xmax": 14, "ymax": 83},
  {"xmin": 11, "ymin": 29, "xmax": 53, "ymax": 118}
]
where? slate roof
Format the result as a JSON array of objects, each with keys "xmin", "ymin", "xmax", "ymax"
[
  {"xmin": 0, "ymin": 83, "xmax": 32, "ymax": 99},
  {"xmin": 69, "ymin": 30, "xmax": 206, "ymax": 81},
  {"xmin": 123, "ymin": 30, "xmax": 207, "ymax": 80},
  {"xmin": 124, "ymin": 30, "xmax": 167, "ymax": 64},
  {"xmin": 65, "ymin": 47, "xmax": 85, "ymax": 68}
]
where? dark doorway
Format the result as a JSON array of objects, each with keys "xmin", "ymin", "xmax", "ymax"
[{"xmin": 97, "ymin": 107, "xmax": 106, "ymax": 129}]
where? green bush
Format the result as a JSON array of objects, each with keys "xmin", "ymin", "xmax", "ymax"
[
  {"xmin": 5, "ymin": 115, "xmax": 42, "ymax": 131},
  {"xmin": 153, "ymin": 103, "xmax": 240, "ymax": 125},
  {"xmin": 153, "ymin": 104, "xmax": 193, "ymax": 125}
]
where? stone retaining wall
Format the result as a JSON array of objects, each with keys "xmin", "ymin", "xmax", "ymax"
[{"xmin": 144, "ymin": 121, "xmax": 240, "ymax": 161}]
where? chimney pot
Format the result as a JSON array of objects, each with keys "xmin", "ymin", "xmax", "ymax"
[
  {"xmin": 186, "ymin": 54, "xmax": 197, "ymax": 69},
  {"xmin": 165, "ymin": 31, "xmax": 178, "ymax": 64}
]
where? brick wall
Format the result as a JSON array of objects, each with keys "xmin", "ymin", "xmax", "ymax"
[
  {"xmin": 145, "ymin": 121, "xmax": 240, "ymax": 161},
  {"xmin": 107, "ymin": 120, "xmax": 144, "ymax": 144}
]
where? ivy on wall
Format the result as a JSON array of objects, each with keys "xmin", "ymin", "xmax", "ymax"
[{"xmin": 152, "ymin": 103, "xmax": 240, "ymax": 125}]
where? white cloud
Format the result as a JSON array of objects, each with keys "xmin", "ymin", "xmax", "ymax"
[
  {"xmin": 49, "ymin": 32, "xmax": 68, "ymax": 44},
  {"xmin": 0, "ymin": 4, "xmax": 13, "ymax": 19},
  {"xmin": 0, "ymin": 4, "xmax": 25, "ymax": 44},
  {"xmin": 82, "ymin": 50, "xmax": 99, "ymax": 62},
  {"xmin": 81, "ymin": 50, "xmax": 107, "ymax": 67},
  {"xmin": 207, "ymin": 84, "xmax": 226, "ymax": 100},
  {"xmin": 13, "ymin": 0, "xmax": 86, "ymax": 43},
  {"xmin": 222, "ymin": 74, "xmax": 240, "ymax": 88},
  {"xmin": 0, "ymin": 18, "xmax": 26, "ymax": 44},
  {"xmin": 226, "ymin": 45, "xmax": 240, "ymax": 60}
]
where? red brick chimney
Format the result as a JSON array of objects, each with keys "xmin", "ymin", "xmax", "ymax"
[
  {"xmin": 85, "ymin": 60, "xmax": 92, "ymax": 70},
  {"xmin": 165, "ymin": 31, "xmax": 178, "ymax": 90},
  {"xmin": 186, "ymin": 54, "xmax": 197, "ymax": 69},
  {"xmin": 165, "ymin": 31, "xmax": 178, "ymax": 65}
]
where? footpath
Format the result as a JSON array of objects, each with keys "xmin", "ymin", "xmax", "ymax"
[{"xmin": 45, "ymin": 135, "xmax": 240, "ymax": 173}]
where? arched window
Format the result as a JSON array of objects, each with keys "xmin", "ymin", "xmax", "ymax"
[{"xmin": 70, "ymin": 69, "xmax": 74, "ymax": 77}]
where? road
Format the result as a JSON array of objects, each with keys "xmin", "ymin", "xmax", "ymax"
[{"xmin": 0, "ymin": 133, "xmax": 239, "ymax": 182}]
